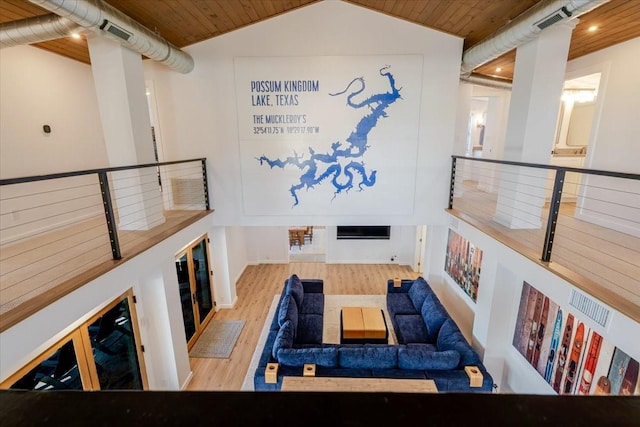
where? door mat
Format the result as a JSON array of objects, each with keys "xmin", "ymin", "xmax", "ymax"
[{"xmin": 189, "ymin": 320, "xmax": 246, "ymax": 358}]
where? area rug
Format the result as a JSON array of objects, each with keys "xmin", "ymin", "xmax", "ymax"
[
  {"xmin": 189, "ymin": 319, "xmax": 245, "ymax": 358},
  {"xmin": 240, "ymin": 294, "xmax": 395, "ymax": 390}
]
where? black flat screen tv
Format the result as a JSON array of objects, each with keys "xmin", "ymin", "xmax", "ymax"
[{"xmin": 336, "ymin": 226, "xmax": 391, "ymax": 240}]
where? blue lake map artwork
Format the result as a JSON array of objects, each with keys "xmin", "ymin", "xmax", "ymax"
[{"xmin": 256, "ymin": 66, "xmax": 402, "ymax": 206}]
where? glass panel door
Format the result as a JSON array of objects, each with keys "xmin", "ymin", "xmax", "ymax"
[
  {"xmin": 192, "ymin": 239, "xmax": 213, "ymax": 322},
  {"xmin": 1, "ymin": 290, "xmax": 147, "ymax": 391},
  {"xmin": 176, "ymin": 253, "xmax": 197, "ymax": 343},
  {"xmin": 87, "ymin": 297, "xmax": 143, "ymax": 390},
  {"xmin": 9, "ymin": 339, "xmax": 83, "ymax": 390},
  {"xmin": 175, "ymin": 235, "xmax": 215, "ymax": 349}
]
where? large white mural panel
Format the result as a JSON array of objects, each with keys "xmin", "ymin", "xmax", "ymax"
[{"xmin": 235, "ymin": 55, "xmax": 423, "ymax": 216}]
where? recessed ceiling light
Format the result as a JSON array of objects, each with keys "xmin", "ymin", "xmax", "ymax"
[
  {"xmin": 70, "ymin": 32, "xmax": 81, "ymax": 40},
  {"xmin": 588, "ymin": 25, "xmax": 598, "ymax": 32},
  {"xmin": 496, "ymin": 67, "xmax": 502, "ymax": 72}
]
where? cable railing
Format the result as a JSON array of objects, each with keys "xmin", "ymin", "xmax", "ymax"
[
  {"xmin": 448, "ymin": 155, "xmax": 640, "ymax": 313},
  {"xmin": 0, "ymin": 158, "xmax": 209, "ymax": 317}
]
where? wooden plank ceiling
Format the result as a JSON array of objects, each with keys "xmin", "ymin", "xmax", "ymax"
[{"xmin": 1, "ymin": 0, "xmax": 639, "ymax": 81}]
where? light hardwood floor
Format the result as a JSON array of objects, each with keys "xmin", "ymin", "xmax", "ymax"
[
  {"xmin": 0, "ymin": 209, "xmax": 211, "ymax": 332},
  {"xmin": 186, "ymin": 263, "xmax": 419, "ymax": 391},
  {"xmin": 451, "ymin": 179, "xmax": 640, "ymax": 322}
]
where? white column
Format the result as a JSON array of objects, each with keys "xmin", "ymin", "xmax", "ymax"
[
  {"xmin": 88, "ymin": 36, "xmax": 165, "ymax": 230},
  {"xmin": 453, "ymin": 82, "xmax": 473, "ymax": 198},
  {"xmin": 494, "ymin": 22, "xmax": 576, "ymax": 229}
]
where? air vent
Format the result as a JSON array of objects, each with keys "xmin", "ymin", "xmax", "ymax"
[
  {"xmin": 568, "ymin": 289, "xmax": 611, "ymax": 328},
  {"xmin": 99, "ymin": 19, "xmax": 132, "ymax": 42},
  {"xmin": 534, "ymin": 7, "xmax": 572, "ymax": 31}
]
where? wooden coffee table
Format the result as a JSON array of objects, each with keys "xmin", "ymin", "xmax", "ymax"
[{"xmin": 340, "ymin": 306, "xmax": 388, "ymax": 344}]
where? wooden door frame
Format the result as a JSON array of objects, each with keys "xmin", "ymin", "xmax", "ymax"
[
  {"xmin": 176, "ymin": 233, "xmax": 216, "ymax": 351},
  {"xmin": 0, "ymin": 289, "xmax": 147, "ymax": 390},
  {"xmin": 79, "ymin": 289, "xmax": 149, "ymax": 390}
]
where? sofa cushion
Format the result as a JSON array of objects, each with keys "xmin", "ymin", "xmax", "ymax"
[
  {"xmin": 287, "ymin": 274, "xmax": 304, "ymax": 308},
  {"xmin": 436, "ymin": 318, "xmax": 482, "ymax": 368},
  {"xmin": 421, "ymin": 293, "xmax": 449, "ymax": 342},
  {"xmin": 395, "ymin": 314, "xmax": 429, "ymax": 344},
  {"xmin": 338, "ymin": 345, "xmax": 398, "ymax": 369},
  {"xmin": 387, "ymin": 293, "xmax": 417, "ymax": 319},
  {"xmin": 277, "ymin": 294, "xmax": 298, "ymax": 335},
  {"xmin": 300, "ymin": 293, "xmax": 324, "ymax": 315},
  {"xmin": 397, "ymin": 344, "xmax": 460, "ymax": 370},
  {"xmin": 296, "ymin": 313, "xmax": 323, "ymax": 345},
  {"xmin": 272, "ymin": 320, "xmax": 294, "ymax": 359},
  {"xmin": 277, "ymin": 347, "xmax": 338, "ymax": 368},
  {"xmin": 408, "ymin": 277, "xmax": 431, "ymax": 312}
]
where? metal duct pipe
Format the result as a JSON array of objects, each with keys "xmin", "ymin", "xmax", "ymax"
[
  {"xmin": 0, "ymin": 14, "xmax": 80, "ymax": 48},
  {"xmin": 461, "ymin": 0, "xmax": 609, "ymax": 76},
  {"xmin": 28, "ymin": 0, "xmax": 194, "ymax": 73},
  {"xmin": 461, "ymin": 74, "xmax": 513, "ymax": 90}
]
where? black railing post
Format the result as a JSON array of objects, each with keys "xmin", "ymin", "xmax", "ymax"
[
  {"xmin": 448, "ymin": 157, "xmax": 457, "ymax": 209},
  {"xmin": 98, "ymin": 171, "xmax": 122, "ymax": 260},
  {"xmin": 201, "ymin": 159, "xmax": 210, "ymax": 210},
  {"xmin": 541, "ymin": 169, "xmax": 565, "ymax": 262}
]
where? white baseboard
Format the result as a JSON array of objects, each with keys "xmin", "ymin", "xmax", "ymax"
[
  {"xmin": 326, "ymin": 260, "xmax": 399, "ymax": 264},
  {"xmin": 257, "ymin": 258, "xmax": 289, "ymax": 264},
  {"xmin": 217, "ymin": 295, "xmax": 238, "ymax": 310},
  {"xmin": 233, "ymin": 264, "xmax": 249, "ymax": 287},
  {"xmin": 180, "ymin": 371, "xmax": 194, "ymax": 390}
]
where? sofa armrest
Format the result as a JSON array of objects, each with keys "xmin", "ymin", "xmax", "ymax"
[
  {"xmin": 387, "ymin": 279, "xmax": 415, "ymax": 293},
  {"xmin": 426, "ymin": 366, "xmax": 494, "ymax": 393},
  {"xmin": 302, "ymin": 279, "xmax": 323, "ymax": 293}
]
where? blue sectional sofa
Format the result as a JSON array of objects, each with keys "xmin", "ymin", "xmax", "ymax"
[
  {"xmin": 387, "ymin": 277, "xmax": 494, "ymax": 392},
  {"xmin": 254, "ymin": 275, "xmax": 494, "ymax": 392}
]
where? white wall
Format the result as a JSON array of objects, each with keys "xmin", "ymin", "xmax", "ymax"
[
  {"xmin": 426, "ymin": 214, "xmax": 640, "ymax": 394},
  {"xmin": 144, "ymin": 1, "xmax": 462, "ymax": 227},
  {"xmin": 245, "ymin": 226, "xmax": 290, "ymax": 264},
  {"xmin": 0, "ymin": 46, "xmax": 109, "ymax": 244},
  {"xmin": 0, "ymin": 45, "xmax": 107, "ymax": 177},
  {"xmin": 225, "ymin": 226, "xmax": 249, "ymax": 291},
  {"xmin": 565, "ymin": 37, "xmax": 640, "ymax": 237},
  {"xmin": 325, "ymin": 226, "xmax": 416, "ymax": 265},
  {"xmin": 567, "ymin": 37, "xmax": 640, "ymax": 175}
]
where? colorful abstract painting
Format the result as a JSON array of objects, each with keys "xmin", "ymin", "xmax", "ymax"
[{"xmin": 444, "ymin": 229, "xmax": 482, "ymax": 302}]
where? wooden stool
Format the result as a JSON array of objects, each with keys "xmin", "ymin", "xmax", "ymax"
[
  {"xmin": 265, "ymin": 363, "xmax": 279, "ymax": 384},
  {"xmin": 465, "ymin": 366, "xmax": 483, "ymax": 387},
  {"xmin": 303, "ymin": 364, "xmax": 316, "ymax": 377}
]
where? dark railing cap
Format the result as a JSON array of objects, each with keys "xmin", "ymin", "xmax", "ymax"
[
  {"xmin": 0, "ymin": 158, "xmax": 206, "ymax": 186},
  {"xmin": 451, "ymin": 155, "xmax": 639, "ymax": 181}
]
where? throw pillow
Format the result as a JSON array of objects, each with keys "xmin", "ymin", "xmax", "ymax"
[
  {"xmin": 436, "ymin": 318, "xmax": 481, "ymax": 367},
  {"xmin": 408, "ymin": 277, "xmax": 431, "ymax": 311},
  {"xmin": 272, "ymin": 320, "xmax": 294, "ymax": 359},
  {"xmin": 277, "ymin": 294, "xmax": 298, "ymax": 336},
  {"xmin": 287, "ymin": 274, "xmax": 304, "ymax": 308},
  {"xmin": 397, "ymin": 344, "xmax": 460, "ymax": 370},
  {"xmin": 421, "ymin": 293, "xmax": 449, "ymax": 342}
]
